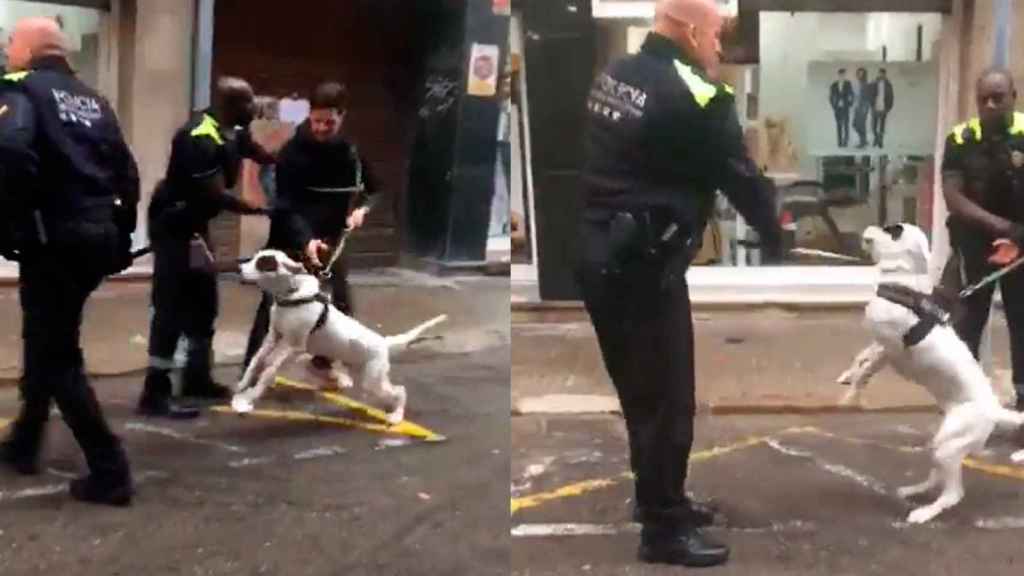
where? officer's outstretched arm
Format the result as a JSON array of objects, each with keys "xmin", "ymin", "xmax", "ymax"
[
  {"xmin": 941, "ymin": 134, "xmax": 1019, "ymax": 240},
  {"xmin": 706, "ymin": 99, "xmax": 782, "ymax": 250}
]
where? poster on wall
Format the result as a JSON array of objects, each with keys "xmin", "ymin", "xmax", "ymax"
[
  {"xmin": 805, "ymin": 61, "xmax": 938, "ymax": 157},
  {"xmin": 467, "ymin": 43, "xmax": 500, "ymax": 97}
]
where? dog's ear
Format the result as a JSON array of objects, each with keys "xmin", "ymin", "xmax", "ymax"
[
  {"xmin": 255, "ymin": 254, "xmax": 279, "ymax": 272},
  {"xmin": 279, "ymin": 257, "xmax": 307, "ymax": 275},
  {"xmin": 882, "ymin": 224, "xmax": 904, "ymax": 241}
]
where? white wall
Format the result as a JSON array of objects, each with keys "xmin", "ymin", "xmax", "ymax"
[{"xmin": 759, "ymin": 12, "xmax": 943, "ymax": 178}]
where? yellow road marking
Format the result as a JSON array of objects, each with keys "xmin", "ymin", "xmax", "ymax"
[
  {"xmin": 801, "ymin": 427, "xmax": 921, "ymax": 454},
  {"xmin": 0, "ymin": 417, "xmax": 10, "ymax": 429},
  {"xmin": 510, "ymin": 426, "xmax": 816, "ymax": 515},
  {"xmin": 273, "ymin": 377, "xmax": 444, "ymax": 441},
  {"xmin": 211, "ymin": 406, "xmax": 444, "ymax": 441}
]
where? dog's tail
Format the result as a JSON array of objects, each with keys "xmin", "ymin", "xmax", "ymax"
[{"xmin": 384, "ymin": 314, "xmax": 448, "ymax": 352}]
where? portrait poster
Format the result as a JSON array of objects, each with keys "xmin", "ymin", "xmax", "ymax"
[
  {"xmin": 467, "ymin": 43, "xmax": 500, "ymax": 97},
  {"xmin": 806, "ymin": 61, "xmax": 937, "ymax": 157}
]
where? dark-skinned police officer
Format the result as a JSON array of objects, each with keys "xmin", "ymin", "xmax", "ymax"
[
  {"xmin": 941, "ymin": 68, "xmax": 1024, "ymax": 412},
  {"xmin": 138, "ymin": 76, "xmax": 275, "ymax": 419},
  {"xmin": 241, "ymin": 81, "xmax": 379, "ymax": 383},
  {"xmin": 0, "ymin": 18, "xmax": 138, "ymax": 505},
  {"xmin": 577, "ymin": 0, "xmax": 782, "ymax": 567}
]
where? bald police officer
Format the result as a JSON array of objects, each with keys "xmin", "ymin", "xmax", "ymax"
[
  {"xmin": 0, "ymin": 18, "xmax": 138, "ymax": 505},
  {"xmin": 577, "ymin": 0, "xmax": 782, "ymax": 567}
]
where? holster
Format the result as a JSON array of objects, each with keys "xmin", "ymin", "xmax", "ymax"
[{"xmin": 604, "ymin": 208, "xmax": 692, "ymax": 285}]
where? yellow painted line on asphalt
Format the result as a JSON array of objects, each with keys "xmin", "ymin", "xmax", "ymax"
[
  {"xmin": 510, "ymin": 426, "xmax": 816, "ymax": 515},
  {"xmin": 273, "ymin": 377, "xmax": 445, "ymax": 441},
  {"xmin": 211, "ymin": 406, "xmax": 444, "ymax": 441},
  {"xmin": 802, "ymin": 427, "xmax": 1024, "ymax": 483},
  {"xmin": 962, "ymin": 458, "xmax": 1024, "ymax": 481}
]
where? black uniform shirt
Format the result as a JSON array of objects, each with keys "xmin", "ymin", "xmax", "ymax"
[
  {"xmin": 581, "ymin": 32, "xmax": 779, "ymax": 246},
  {"xmin": 163, "ymin": 111, "xmax": 261, "ymax": 227},
  {"xmin": 941, "ymin": 112, "xmax": 1024, "ymax": 240}
]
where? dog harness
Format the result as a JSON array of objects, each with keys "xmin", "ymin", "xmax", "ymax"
[
  {"xmin": 275, "ymin": 292, "xmax": 332, "ymax": 336},
  {"xmin": 876, "ymin": 283, "xmax": 952, "ymax": 348}
]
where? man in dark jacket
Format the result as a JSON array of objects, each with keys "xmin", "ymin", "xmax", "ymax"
[
  {"xmin": 829, "ymin": 68, "xmax": 854, "ymax": 147},
  {"xmin": 241, "ymin": 81, "xmax": 379, "ymax": 383}
]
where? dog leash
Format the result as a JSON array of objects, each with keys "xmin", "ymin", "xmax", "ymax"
[{"xmin": 958, "ymin": 255, "xmax": 1024, "ymax": 298}]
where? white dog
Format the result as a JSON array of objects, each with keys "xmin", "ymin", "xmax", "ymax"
[
  {"xmin": 838, "ymin": 223, "xmax": 1024, "ymax": 524},
  {"xmin": 233, "ymin": 249, "xmax": 447, "ymax": 424}
]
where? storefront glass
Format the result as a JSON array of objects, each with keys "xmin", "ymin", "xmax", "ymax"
[
  {"xmin": 593, "ymin": 9, "xmax": 944, "ymax": 268},
  {"xmin": 0, "ymin": 1, "xmax": 104, "ymax": 90}
]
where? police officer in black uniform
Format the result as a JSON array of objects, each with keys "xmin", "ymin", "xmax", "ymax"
[
  {"xmin": 577, "ymin": 0, "xmax": 782, "ymax": 567},
  {"xmin": 241, "ymin": 81, "xmax": 379, "ymax": 380},
  {"xmin": 942, "ymin": 68, "xmax": 1024, "ymax": 412},
  {"xmin": 138, "ymin": 76, "xmax": 275, "ymax": 419},
  {"xmin": 0, "ymin": 17, "xmax": 137, "ymax": 505}
]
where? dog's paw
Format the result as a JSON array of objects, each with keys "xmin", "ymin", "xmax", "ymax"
[
  {"xmin": 836, "ymin": 369, "xmax": 855, "ymax": 386},
  {"xmin": 231, "ymin": 396, "xmax": 255, "ymax": 414},
  {"xmin": 906, "ymin": 506, "xmax": 939, "ymax": 525},
  {"xmin": 1011, "ymin": 449, "xmax": 1024, "ymax": 463},
  {"xmin": 336, "ymin": 371, "xmax": 354, "ymax": 390},
  {"xmin": 385, "ymin": 408, "xmax": 405, "ymax": 425}
]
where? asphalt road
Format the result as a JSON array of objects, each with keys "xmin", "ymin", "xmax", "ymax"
[
  {"xmin": 0, "ymin": 344, "xmax": 510, "ymax": 576},
  {"xmin": 512, "ymin": 412, "xmax": 1024, "ymax": 576}
]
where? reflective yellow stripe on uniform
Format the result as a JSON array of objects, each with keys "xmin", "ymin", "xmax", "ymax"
[
  {"xmin": 2, "ymin": 71, "xmax": 29, "ymax": 82},
  {"xmin": 951, "ymin": 118, "xmax": 982, "ymax": 145},
  {"xmin": 722, "ymin": 83, "xmax": 735, "ymax": 95},
  {"xmin": 673, "ymin": 61, "xmax": 718, "ymax": 108},
  {"xmin": 1010, "ymin": 111, "xmax": 1024, "ymax": 135},
  {"xmin": 189, "ymin": 113, "xmax": 224, "ymax": 146}
]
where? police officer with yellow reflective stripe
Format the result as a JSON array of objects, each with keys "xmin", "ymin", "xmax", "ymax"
[
  {"xmin": 0, "ymin": 18, "xmax": 138, "ymax": 505},
  {"xmin": 138, "ymin": 76, "xmax": 275, "ymax": 419},
  {"xmin": 577, "ymin": 0, "xmax": 781, "ymax": 567},
  {"xmin": 942, "ymin": 68, "xmax": 1024, "ymax": 412}
]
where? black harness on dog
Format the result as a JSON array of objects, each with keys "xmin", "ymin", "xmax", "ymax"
[
  {"xmin": 876, "ymin": 283, "xmax": 952, "ymax": 348},
  {"xmin": 275, "ymin": 292, "xmax": 332, "ymax": 336}
]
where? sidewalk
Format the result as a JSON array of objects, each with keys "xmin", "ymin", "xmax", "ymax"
[
  {"xmin": 512, "ymin": 308, "xmax": 1016, "ymax": 414},
  {"xmin": 0, "ymin": 269, "xmax": 510, "ymax": 384}
]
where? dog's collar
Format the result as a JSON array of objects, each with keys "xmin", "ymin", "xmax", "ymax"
[{"xmin": 876, "ymin": 283, "xmax": 951, "ymax": 347}]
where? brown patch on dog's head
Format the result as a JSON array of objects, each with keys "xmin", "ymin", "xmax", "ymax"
[{"xmin": 255, "ymin": 254, "xmax": 279, "ymax": 272}]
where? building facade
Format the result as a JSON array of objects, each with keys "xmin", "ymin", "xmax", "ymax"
[{"xmin": 513, "ymin": 0, "xmax": 1024, "ymax": 303}]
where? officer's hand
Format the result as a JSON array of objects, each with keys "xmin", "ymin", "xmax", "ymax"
[
  {"xmin": 346, "ymin": 207, "xmax": 369, "ymax": 230},
  {"xmin": 989, "ymin": 238, "xmax": 1021, "ymax": 266},
  {"xmin": 305, "ymin": 239, "xmax": 328, "ymax": 268}
]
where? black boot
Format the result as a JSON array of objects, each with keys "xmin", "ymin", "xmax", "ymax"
[
  {"xmin": 633, "ymin": 497, "xmax": 717, "ymax": 527},
  {"xmin": 137, "ymin": 369, "xmax": 200, "ymax": 419},
  {"xmin": 0, "ymin": 437, "xmax": 41, "ymax": 476},
  {"xmin": 638, "ymin": 523, "xmax": 730, "ymax": 567},
  {"xmin": 70, "ymin": 468, "xmax": 133, "ymax": 507},
  {"xmin": 182, "ymin": 340, "xmax": 231, "ymax": 400}
]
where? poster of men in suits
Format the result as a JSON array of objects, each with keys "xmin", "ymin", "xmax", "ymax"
[{"xmin": 808, "ymin": 61, "xmax": 934, "ymax": 156}]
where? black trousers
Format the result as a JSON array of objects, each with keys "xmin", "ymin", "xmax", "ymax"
[
  {"xmin": 947, "ymin": 239, "xmax": 1024, "ymax": 400},
  {"xmin": 147, "ymin": 230, "xmax": 218, "ymax": 370},
  {"xmin": 7, "ymin": 237, "xmax": 128, "ymax": 476},
  {"xmin": 872, "ymin": 110, "xmax": 889, "ymax": 147},
  {"xmin": 577, "ymin": 216, "xmax": 696, "ymax": 527},
  {"xmin": 834, "ymin": 108, "xmax": 850, "ymax": 147},
  {"xmin": 241, "ymin": 253, "xmax": 353, "ymax": 371}
]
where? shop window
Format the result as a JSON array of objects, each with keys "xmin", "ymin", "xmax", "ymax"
[{"xmin": 1, "ymin": 1, "xmax": 104, "ymax": 90}]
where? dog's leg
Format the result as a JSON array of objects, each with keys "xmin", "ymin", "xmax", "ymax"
[
  {"xmin": 837, "ymin": 342, "xmax": 888, "ymax": 406},
  {"xmin": 237, "ymin": 330, "xmax": 280, "ymax": 393},
  {"xmin": 354, "ymin": 356, "xmax": 407, "ymax": 425},
  {"xmin": 231, "ymin": 344, "xmax": 293, "ymax": 414},
  {"xmin": 897, "ymin": 468, "xmax": 939, "ymax": 499},
  {"xmin": 906, "ymin": 409, "xmax": 989, "ymax": 524}
]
